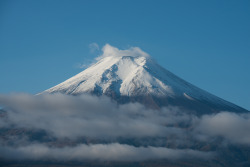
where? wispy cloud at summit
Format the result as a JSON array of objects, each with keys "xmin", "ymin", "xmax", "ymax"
[{"xmin": 96, "ymin": 44, "xmax": 150, "ymax": 60}]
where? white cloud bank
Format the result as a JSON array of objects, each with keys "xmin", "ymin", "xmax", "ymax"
[
  {"xmin": 0, "ymin": 94, "xmax": 190, "ymax": 139},
  {"xmin": 1, "ymin": 143, "xmax": 213, "ymax": 161},
  {"xmin": 196, "ymin": 112, "xmax": 250, "ymax": 145},
  {"xmin": 0, "ymin": 93, "xmax": 249, "ymax": 161}
]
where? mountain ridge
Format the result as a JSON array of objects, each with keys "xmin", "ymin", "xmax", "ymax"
[{"xmin": 41, "ymin": 44, "xmax": 247, "ymax": 113}]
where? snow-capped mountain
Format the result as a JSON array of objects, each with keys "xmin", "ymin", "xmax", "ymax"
[{"xmin": 41, "ymin": 44, "xmax": 246, "ymax": 113}]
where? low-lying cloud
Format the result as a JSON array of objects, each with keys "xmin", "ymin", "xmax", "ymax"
[
  {"xmin": 0, "ymin": 93, "xmax": 249, "ymax": 161},
  {"xmin": 196, "ymin": 112, "xmax": 250, "ymax": 145},
  {"xmin": 0, "ymin": 94, "xmax": 191, "ymax": 139},
  {"xmin": 1, "ymin": 143, "xmax": 213, "ymax": 161}
]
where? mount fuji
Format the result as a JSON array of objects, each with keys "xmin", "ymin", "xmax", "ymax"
[
  {"xmin": 41, "ymin": 44, "xmax": 246, "ymax": 114},
  {"xmin": 1, "ymin": 44, "xmax": 250, "ymax": 167}
]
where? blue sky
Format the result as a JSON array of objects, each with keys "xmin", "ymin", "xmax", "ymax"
[{"xmin": 0, "ymin": 0, "xmax": 249, "ymax": 110}]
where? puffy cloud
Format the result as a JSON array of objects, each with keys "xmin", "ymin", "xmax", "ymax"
[
  {"xmin": 195, "ymin": 112, "xmax": 250, "ymax": 145},
  {"xmin": 0, "ymin": 93, "xmax": 249, "ymax": 162},
  {"xmin": 97, "ymin": 44, "xmax": 150, "ymax": 60},
  {"xmin": 0, "ymin": 94, "xmax": 192, "ymax": 139}
]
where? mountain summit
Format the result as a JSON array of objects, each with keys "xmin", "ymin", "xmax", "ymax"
[{"xmin": 42, "ymin": 44, "xmax": 246, "ymax": 113}]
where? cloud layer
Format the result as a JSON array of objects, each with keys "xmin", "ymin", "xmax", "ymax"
[
  {"xmin": 1, "ymin": 143, "xmax": 213, "ymax": 161},
  {"xmin": 0, "ymin": 94, "xmax": 190, "ymax": 139},
  {"xmin": 0, "ymin": 93, "xmax": 249, "ymax": 161},
  {"xmin": 196, "ymin": 112, "xmax": 250, "ymax": 145}
]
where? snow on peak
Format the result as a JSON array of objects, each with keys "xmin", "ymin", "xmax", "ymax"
[
  {"xmin": 41, "ymin": 44, "xmax": 241, "ymax": 111},
  {"xmin": 43, "ymin": 44, "xmax": 175, "ymax": 97}
]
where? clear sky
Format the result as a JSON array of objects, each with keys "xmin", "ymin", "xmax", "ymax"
[{"xmin": 0, "ymin": 0, "xmax": 249, "ymax": 110}]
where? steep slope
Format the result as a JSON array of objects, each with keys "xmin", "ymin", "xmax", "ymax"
[{"xmin": 41, "ymin": 44, "xmax": 246, "ymax": 114}]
